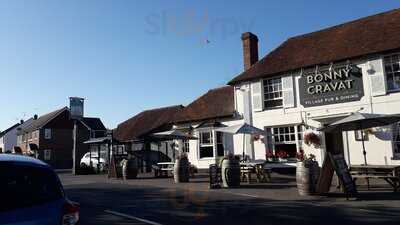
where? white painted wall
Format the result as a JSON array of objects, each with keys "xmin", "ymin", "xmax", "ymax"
[
  {"xmin": 236, "ymin": 55, "xmax": 400, "ymax": 166},
  {"xmin": 0, "ymin": 126, "xmax": 18, "ymax": 153}
]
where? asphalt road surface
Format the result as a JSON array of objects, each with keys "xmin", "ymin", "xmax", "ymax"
[{"xmin": 60, "ymin": 173, "xmax": 400, "ymax": 225}]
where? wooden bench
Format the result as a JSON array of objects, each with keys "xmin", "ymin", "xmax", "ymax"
[
  {"xmin": 152, "ymin": 165, "xmax": 173, "ymax": 178},
  {"xmin": 350, "ymin": 166, "xmax": 400, "ymax": 192},
  {"xmin": 241, "ymin": 166, "xmax": 255, "ymax": 184}
]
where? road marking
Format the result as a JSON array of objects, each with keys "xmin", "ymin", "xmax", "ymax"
[
  {"xmin": 104, "ymin": 210, "xmax": 164, "ymax": 225},
  {"xmin": 224, "ymin": 192, "xmax": 260, "ymax": 198}
]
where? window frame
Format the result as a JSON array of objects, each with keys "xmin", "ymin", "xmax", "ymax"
[
  {"xmin": 183, "ymin": 139, "xmax": 190, "ymax": 153},
  {"xmin": 265, "ymin": 125, "xmax": 305, "ymax": 153},
  {"xmin": 44, "ymin": 149, "xmax": 51, "ymax": 160},
  {"xmin": 384, "ymin": 53, "xmax": 400, "ymax": 93},
  {"xmin": 392, "ymin": 123, "xmax": 400, "ymax": 159},
  {"xmin": 263, "ymin": 77, "xmax": 284, "ymax": 109},
  {"xmin": 44, "ymin": 128, "xmax": 52, "ymax": 140},
  {"xmin": 197, "ymin": 130, "xmax": 225, "ymax": 159}
]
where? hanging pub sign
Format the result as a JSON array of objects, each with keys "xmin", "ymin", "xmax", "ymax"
[
  {"xmin": 69, "ymin": 97, "xmax": 84, "ymax": 119},
  {"xmin": 299, "ymin": 63, "xmax": 364, "ymax": 107}
]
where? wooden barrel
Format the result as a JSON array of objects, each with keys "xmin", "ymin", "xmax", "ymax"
[
  {"xmin": 174, "ymin": 158, "xmax": 190, "ymax": 183},
  {"xmin": 122, "ymin": 159, "xmax": 138, "ymax": 180},
  {"xmin": 296, "ymin": 161, "xmax": 320, "ymax": 196},
  {"xmin": 221, "ymin": 159, "xmax": 241, "ymax": 188}
]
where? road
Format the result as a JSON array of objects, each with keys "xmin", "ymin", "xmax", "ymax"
[{"xmin": 60, "ymin": 173, "xmax": 400, "ymax": 225}]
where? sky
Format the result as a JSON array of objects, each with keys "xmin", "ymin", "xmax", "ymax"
[{"xmin": 1, "ymin": 0, "xmax": 400, "ymax": 130}]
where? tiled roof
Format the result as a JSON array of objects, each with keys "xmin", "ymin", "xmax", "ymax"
[
  {"xmin": 24, "ymin": 107, "xmax": 69, "ymax": 132},
  {"xmin": 174, "ymin": 86, "xmax": 235, "ymax": 123},
  {"xmin": 81, "ymin": 117, "xmax": 107, "ymax": 131},
  {"xmin": 229, "ymin": 8, "xmax": 400, "ymax": 84},
  {"xmin": 0, "ymin": 123, "xmax": 20, "ymax": 138},
  {"xmin": 113, "ymin": 105, "xmax": 184, "ymax": 141}
]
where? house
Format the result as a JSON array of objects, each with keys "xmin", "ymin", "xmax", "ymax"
[
  {"xmin": 16, "ymin": 107, "xmax": 107, "ymax": 169},
  {"xmin": 113, "ymin": 105, "xmax": 184, "ymax": 169},
  {"xmin": 228, "ymin": 9, "xmax": 400, "ymax": 166},
  {"xmin": 172, "ymin": 86, "xmax": 245, "ymax": 169},
  {"xmin": 0, "ymin": 123, "xmax": 21, "ymax": 153}
]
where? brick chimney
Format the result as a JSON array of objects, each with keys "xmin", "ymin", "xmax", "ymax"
[{"xmin": 241, "ymin": 32, "xmax": 259, "ymax": 71}]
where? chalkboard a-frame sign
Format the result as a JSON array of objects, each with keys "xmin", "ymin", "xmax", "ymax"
[
  {"xmin": 328, "ymin": 153, "xmax": 357, "ymax": 196},
  {"xmin": 209, "ymin": 164, "xmax": 221, "ymax": 189}
]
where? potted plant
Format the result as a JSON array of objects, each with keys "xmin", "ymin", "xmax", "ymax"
[
  {"xmin": 266, "ymin": 150, "xmax": 278, "ymax": 162},
  {"xmin": 174, "ymin": 152, "xmax": 190, "ymax": 183},
  {"xmin": 296, "ymin": 152, "xmax": 320, "ymax": 196},
  {"xmin": 221, "ymin": 153, "xmax": 241, "ymax": 188}
]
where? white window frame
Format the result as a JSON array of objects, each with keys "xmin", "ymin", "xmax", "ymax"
[
  {"xmin": 44, "ymin": 128, "xmax": 52, "ymax": 140},
  {"xmin": 384, "ymin": 53, "xmax": 400, "ymax": 92},
  {"xmin": 265, "ymin": 125, "xmax": 304, "ymax": 152},
  {"xmin": 44, "ymin": 149, "xmax": 51, "ymax": 160},
  {"xmin": 392, "ymin": 123, "xmax": 400, "ymax": 158},
  {"xmin": 263, "ymin": 77, "xmax": 283, "ymax": 109},
  {"xmin": 183, "ymin": 139, "xmax": 190, "ymax": 153},
  {"xmin": 199, "ymin": 130, "xmax": 214, "ymax": 159}
]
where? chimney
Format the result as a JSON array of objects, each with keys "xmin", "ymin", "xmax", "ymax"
[
  {"xmin": 241, "ymin": 32, "xmax": 259, "ymax": 71},
  {"xmin": 33, "ymin": 114, "xmax": 38, "ymax": 120},
  {"xmin": 20, "ymin": 119, "xmax": 24, "ymax": 124}
]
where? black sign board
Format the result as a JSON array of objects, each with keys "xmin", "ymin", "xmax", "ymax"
[
  {"xmin": 328, "ymin": 153, "xmax": 357, "ymax": 196},
  {"xmin": 209, "ymin": 164, "xmax": 221, "ymax": 189},
  {"xmin": 299, "ymin": 64, "xmax": 364, "ymax": 107}
]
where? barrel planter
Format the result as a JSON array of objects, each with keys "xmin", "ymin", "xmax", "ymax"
[
  {"xmin": 174, "ymin": 158, "xmax": 190, "ymax": 183},
  {"xmin": 122, "ymin": 159, "xmax": 139, "ymax": 180},
  {"xmin": 296, "ymin": 161, "xmax": 320, "ymax": 196},
  {"xmin": 221, "ymin": 158, "xmax": 241, "ymax": 188}
]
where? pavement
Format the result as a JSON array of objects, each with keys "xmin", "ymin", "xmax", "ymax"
[{"xmin": 60, "ymin": 172, "xmax": 400, "ymax": 225}]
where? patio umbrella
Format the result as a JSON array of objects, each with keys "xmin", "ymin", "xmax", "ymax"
[
  {"xmin": 320, "ymin": 112, "xmax": 400, "ymax": 165},
  {"xmin": 215, "ymin": 123, "xmax": 266, "ymax": 160},
  {"xmin": 151, "ymin": 130, "xmax": 198, "ymax": 161},
  {"xmin": 151, "ymin": 130, "xmax": 198, "ymax": 141}
]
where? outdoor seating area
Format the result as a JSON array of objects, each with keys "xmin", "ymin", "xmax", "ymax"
[
  {"xmin": 350, "ymin": 165, "xmax": 400, "ymax": 192},
  {"xmin": 240, "ymin": 161, "xmax": 272, "ymax": 183}
]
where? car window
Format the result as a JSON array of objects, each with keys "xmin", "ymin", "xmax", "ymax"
[{"xmin": 0, "ymin": 162, "xmax": 64, "ymax": 212}]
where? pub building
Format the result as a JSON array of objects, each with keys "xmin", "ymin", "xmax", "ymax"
[{"xmin": 228, "ymin": 8, "xmax": 400, "ymax": 167}]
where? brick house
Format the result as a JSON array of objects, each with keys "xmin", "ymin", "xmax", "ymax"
[{"xmin": 17, "ymin": 107, "xmax": 107, "ymax": 169}]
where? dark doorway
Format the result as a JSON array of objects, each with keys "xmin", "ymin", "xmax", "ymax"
[{"xmin": 325, "ymin": 132, "xmax": 344, "ymax": 155}]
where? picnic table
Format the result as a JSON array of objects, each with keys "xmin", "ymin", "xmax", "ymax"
[
  {"xmin": 240, "ymin": 161, "xmax": 272, "ymax": 183},
  {"xmin": 350, "ymin": 165, "xmax": 400, "ymax": 192},
  {"xmin": 153, "ymin": 162, "xmax": 175, "ymax": 177}
]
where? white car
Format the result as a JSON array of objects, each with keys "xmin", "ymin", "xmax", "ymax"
[{"xmin": 80, "ymin": 152, "xmax": 107, "ymax": 171}]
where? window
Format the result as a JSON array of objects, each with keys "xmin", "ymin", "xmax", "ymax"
[
  {"xmin": 0, "ymin": 163, "xmax": 63, "ymax": 212},
  {"xmin": 384, "ymin": 54, "xmax": 400, "ymax": 92},
  {"xmin": 44, "ymin": 149, "xmax": 51, "ymax": 160},
  {"xmin": 216, "ymin": 132, "xmax": 224, "ymax": 157},
  {"xmin": 271, "ymin": 126, "xmax": 296, "ymax": 144},
  {"xmin": 297, "ymin": 125, "xmax": 305, "ymax": 148},
  {"xmin": 393, "ymin": 123, "xmax": 400, "ymax": 157},
  {"xmin": 199, "ymin": 131, "xmax": 214, "ymax": 158},
  {"xmin": 265, "ymin": 126, "xmax": 299, "ymax": 158},
  {"xmin": 183, "ymin": 140, "xmax": 190, "ymax": 153},
  {"xmin": 263, "ymin": 77, "xmax": 283, "ymax": 109},
  {"xmin": 44, "ymin": 129, "xmax": 51, "ymax": 140}
]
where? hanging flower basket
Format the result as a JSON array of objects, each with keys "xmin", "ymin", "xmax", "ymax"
[
  {"xmin": 304, "ymin": 132, "xmax": 321, "ymax": 148},
  {"xmin": 252, "ymin": 134, "xmax": 260, "ymax": 142}
]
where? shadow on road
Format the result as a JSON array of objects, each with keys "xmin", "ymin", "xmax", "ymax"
[{"xmin": 64, "ymin": 181, "xmax": 400, "ymax": 225}]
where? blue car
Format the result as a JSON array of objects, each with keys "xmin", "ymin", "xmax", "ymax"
[{"xmin": 0, "ymin": 154, "xmax": 80, "ymax": 225}]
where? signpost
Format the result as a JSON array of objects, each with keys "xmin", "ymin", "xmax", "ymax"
[
  {"xmin": 299, "ymin": 63, "xmax": 364, "ymax": 107},
  {"xmin": 70, "ymin": 97, "xmax": 84, "ymax": 175}
]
